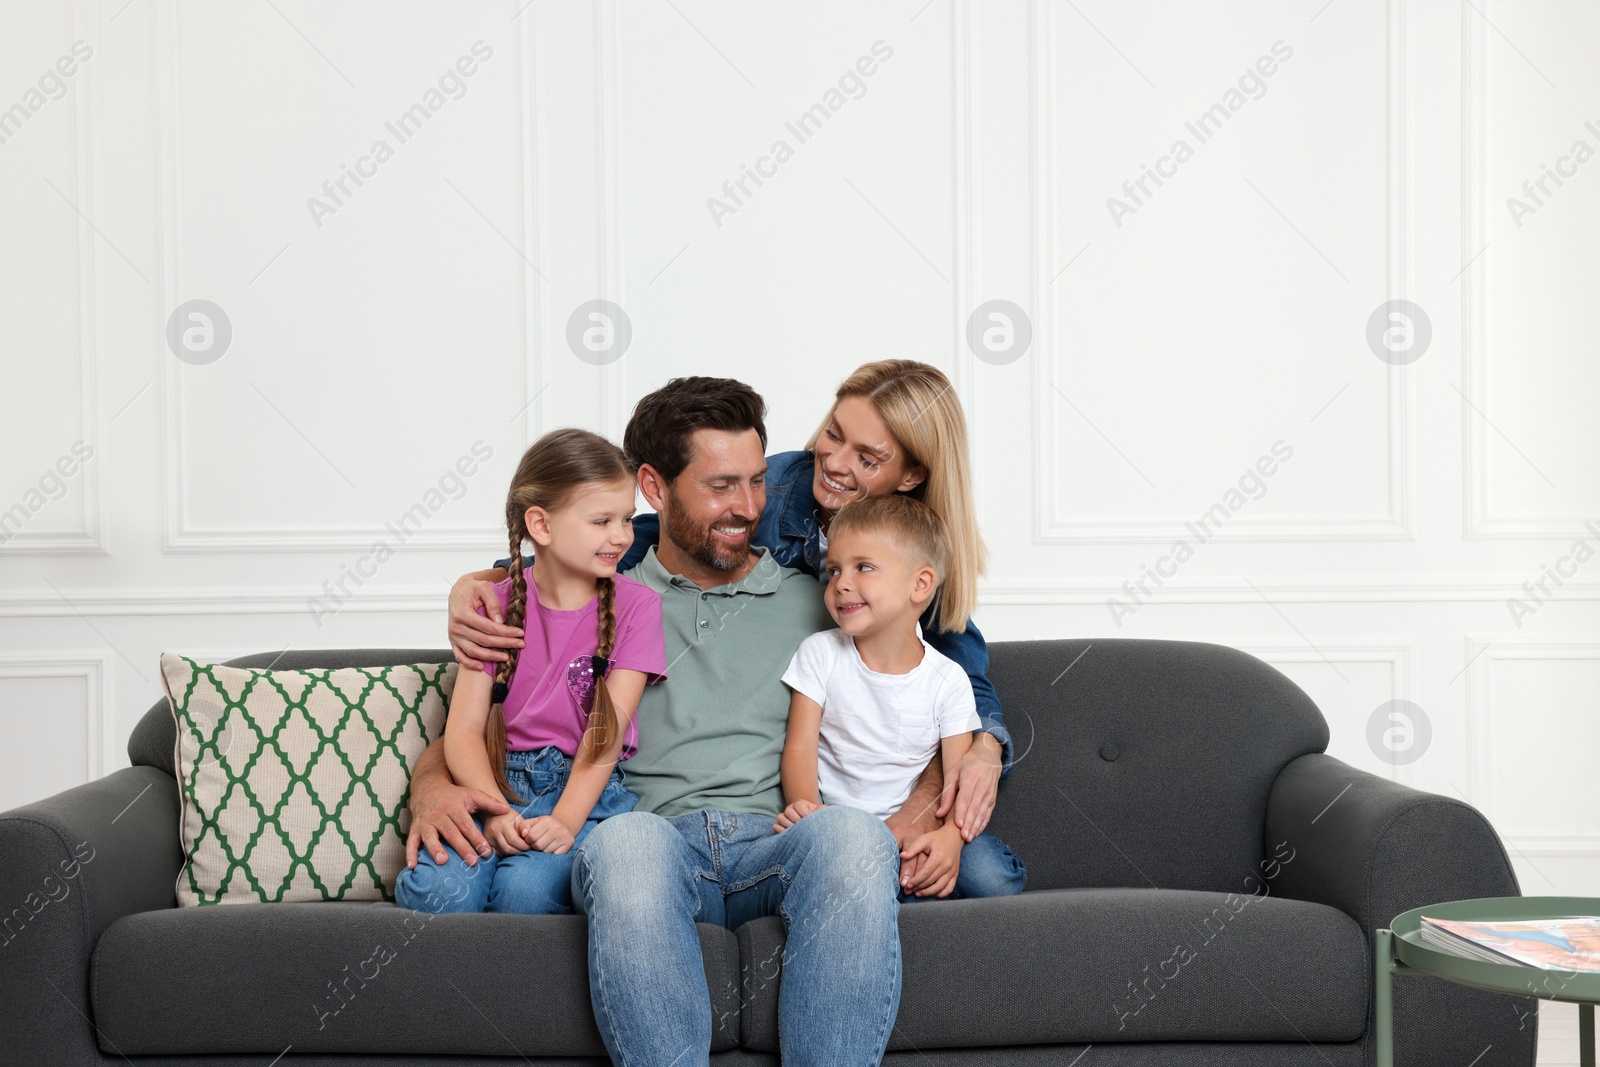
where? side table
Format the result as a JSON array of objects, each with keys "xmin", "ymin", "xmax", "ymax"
[{"xmin": 1378, "ymin": 895, "xmax": 1600, "ymax": 1067}]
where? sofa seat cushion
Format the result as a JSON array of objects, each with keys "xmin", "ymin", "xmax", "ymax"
[
  {"xmin": 91, "ymin": 901, "xmax": 740, "ymax": 1055},
  {"xmin": 738, "ymin": 887, "xmax": 1368, "ymax": 1052}
]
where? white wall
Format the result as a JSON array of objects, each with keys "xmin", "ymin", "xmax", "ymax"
[{"xmin": 4, "ymin": 0, "xmax": 1597, "ymax": 893}]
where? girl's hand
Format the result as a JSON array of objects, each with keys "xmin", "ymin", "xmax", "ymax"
[
  {"xmin": 936, "ymin": 732, "xmax": 1002, "ymax": 841},
  {"xmin": 899, "ymin": 823, "xmax": 964, "ymax": 898},
  {"xmin": 484, "ymin": 811, "xmax": 529, "ymax": 857},
  {"xmin": 773, "ymin": 799, "xmax": 823, "ymax": 833},
  {"xmin": 522, "ymin": 815, "xmax": 575, "ymax": 855},
  {"xmin": 448, "ymin": 575, "xmax": 524, "ymax": 671}
]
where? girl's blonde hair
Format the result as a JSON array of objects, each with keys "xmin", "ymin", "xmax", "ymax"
[
  {"xmin": 805, "ymin": 360, "xmax": 986, "ymax": 633},
  {"xmin": 490, "ymin": 428, "xmax": 635, "ymax": 801}
]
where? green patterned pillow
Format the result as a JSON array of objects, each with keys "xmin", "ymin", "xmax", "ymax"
[{"xmin": 162, "ymin": 654, "xmax": 454, "ymax": 906}]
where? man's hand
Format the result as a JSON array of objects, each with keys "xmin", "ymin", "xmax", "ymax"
[
  {"xmin": 936, "ymin": 732, "xmax": 1003, "ymax": 842},
  {"xmin": 773, "ymin": 799, "xmax": 823, "ymax": 833},
  {"xmin": 522, "ymin": 815, "xmax": 575, "ymax": 855},
  {"xmin": 899, "ymin": 822, "xmax": 964, "ymax": 898},
  {"xmin": 404, "ymin": 753, "xmax": 512, "ymax": 868},
  {"xmin": 484, "ymin": 811, "xmax": 529, "ymax": 857},
  {"xmin": 448, "ymin": 574, "xmax": 523, "ymax": 671}
]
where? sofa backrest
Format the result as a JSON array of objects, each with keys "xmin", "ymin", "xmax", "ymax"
[
  {"xmin": 130, "ymin": 640, "xmax": 1329, "ymax": 896},
  {"xmin": 983, "ymin": 638, "xmax": 1328, "ymax": 895}
]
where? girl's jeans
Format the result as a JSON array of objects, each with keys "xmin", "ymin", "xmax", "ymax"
[{"xmin": 394, "ymin": 746, "xmax": 636, "ymax": 915}]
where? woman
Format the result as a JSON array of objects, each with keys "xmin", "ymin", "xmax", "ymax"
[{"xmin": 446, "ymin": 360, "xmax": 1011, "ymax": 840}]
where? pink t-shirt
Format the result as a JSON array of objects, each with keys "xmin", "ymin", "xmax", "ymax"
[{"xmin": 480, "ymin": 574, "xmax": 666, "ymax": 760}]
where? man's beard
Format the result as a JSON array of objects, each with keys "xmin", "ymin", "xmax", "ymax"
[{"xmin": 662, "ymin": 490, "xmax": 751, "ymax": 572}]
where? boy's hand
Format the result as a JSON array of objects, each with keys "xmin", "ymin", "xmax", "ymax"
[
  {"xmin": 773, "ymin": 799, "xmax": 823, "ymax": 833},
  {"xmin": 889, "ymin": 806, "xmax": 934, "ymax": 889},
  {"xmin": 483, "ymin": 811, "xmax": 529, "ymax": 857},
  {"xmin": 521, "ymin": 815, "xmax": 575, "ymax": 855},
  {"xmin": 899, "ymin": 823, "xmax": 964, "ymax": 898}
]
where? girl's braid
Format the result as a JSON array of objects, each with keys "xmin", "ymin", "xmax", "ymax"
[
  {"xmin": 580, "ymin": 576, "xmax": 621, "ymax": 762},
  {"xmin": 486, "ymin": 532, "xmax": 530, "ymax": 803}
]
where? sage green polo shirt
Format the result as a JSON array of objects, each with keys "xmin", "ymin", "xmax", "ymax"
[{"xmin": 624, "ymin": 545, "xmax": 832, "ymax": 818}]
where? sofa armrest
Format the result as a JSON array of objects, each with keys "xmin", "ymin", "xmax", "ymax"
[
  {"xmin": 0, "ymin": 766, "xmax": 181, "ymax": 1065},
  {"xmin": 1265, "ymin": 752, "xmax": 1535, "ymax": 1067},
  {"xmin": 1266, "ymin": 752, "xmax": 1521, "ymax": 926}
]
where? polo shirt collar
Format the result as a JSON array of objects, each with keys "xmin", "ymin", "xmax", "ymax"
[{"xmin": 635, "ymin": 544, "xmax": 785, "ymax": 597}]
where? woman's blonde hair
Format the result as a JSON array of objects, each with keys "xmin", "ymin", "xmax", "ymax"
[
  {"xmin": 806, "ymin": 360, "xmax": 985, "ymax": 633},
  {"xmin": 490, "ymin": 428, "xmax": 634, "ymax": 801}
]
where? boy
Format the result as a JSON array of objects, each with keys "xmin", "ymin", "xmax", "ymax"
[{"xmin": 775, "ymin": 494, "xmax": 1025, "ymax": 901}]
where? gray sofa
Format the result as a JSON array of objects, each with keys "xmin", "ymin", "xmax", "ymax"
[{"xmin": 1, "ymin": 639, "xmax": 1535, "ymax": 1065}]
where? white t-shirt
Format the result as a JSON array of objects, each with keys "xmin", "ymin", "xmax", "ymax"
[{"xmin": 781, "ymin": 626, "xmax": 980, "ymax": 820}]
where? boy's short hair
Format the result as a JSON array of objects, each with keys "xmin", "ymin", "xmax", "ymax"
[{"xmin": 829, "ymin": 494, "xmax": 950, "ymax": 585}]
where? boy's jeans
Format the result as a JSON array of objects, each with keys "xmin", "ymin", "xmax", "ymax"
[
  {"xmin": 571, "ymin": 805, "xmax": 902, "ymax": 1067},
  {"xmin": 395, "ymin": 746, "xmax": 636, "ymax": 915},
  {"xmin": 899, "ymin": 829, "xmax": 1027, "ymax": 904}
]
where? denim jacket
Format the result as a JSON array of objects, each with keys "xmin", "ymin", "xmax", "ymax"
[{"xmin": 612, "ymin": 450, "xmax": 1013, "ymax": 775}]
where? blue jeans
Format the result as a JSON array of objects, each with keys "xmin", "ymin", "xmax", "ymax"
[
  {"xmin": 394, "ymin": 746, "xmax": 637, "ymax": 915},
  {"xmin": 899, "ymin": 830, "xmax": 1026, "ymax": 903},
  {"xmin": 572, "ymin": 805, "xmax": 902, "ymax": 1067}
]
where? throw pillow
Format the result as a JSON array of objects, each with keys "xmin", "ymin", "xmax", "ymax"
[{"xmin": 162, "ymin": 653, "xmax": 454, "ymax": 906}]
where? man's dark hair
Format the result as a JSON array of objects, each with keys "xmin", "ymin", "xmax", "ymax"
[{"xmin": 623, "ymin": 377, "xmax": 768, "ymax": 482}]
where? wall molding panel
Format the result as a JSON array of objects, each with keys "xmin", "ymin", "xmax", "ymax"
[
  {"xmin": 1029, "ymin": 0, "xmax": 1416, "ymax": 545},
  {"xmin": 0, "ymin": 652, "xmax": 114, "ymax": 785},
  {"xmin": 1465, "ymin": 636, "xmax": 1600, "ymax": 858},
  {"xmin": 153, "ymin": 1, "xmax": 544, "ymax": 553},
  {"xmin": 1460, "ymin": 2, "xmax": 1594, "ymax": 541},
  {"xmin": 2, "ymin": 0, "xmax": 107, "ymax": 557}
]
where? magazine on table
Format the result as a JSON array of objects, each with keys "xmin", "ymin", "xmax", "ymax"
[{"xmin": 1419, "ymin": 916, "xmax": 1600, "ymax": 972}]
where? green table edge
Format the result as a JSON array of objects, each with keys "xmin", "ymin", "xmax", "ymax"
[{"xmin": 1386, "ymin": 895, "xmax": 1600, "ymax": 1003}]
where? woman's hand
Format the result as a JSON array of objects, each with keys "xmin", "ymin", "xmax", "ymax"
[
  {"xmin": 936, "ymin": 732, "xmax": 1003, "ymax": 841},
  {"xmin": 448, "ymin": 574, "xmax": 523, "ymax": 671},
  {"xmin": 522, "ymin": 815, "xmax": 576, "ymax": 855},
  {"xmin": 773, "ymin": 798, "xmax": 823, "ymax": 833},
  {"xmin": 899, "ymin": 822, "xmax": 964, "ymax": 898}
]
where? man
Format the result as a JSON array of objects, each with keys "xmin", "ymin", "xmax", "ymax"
[{"xmin": 405, "ymin": 377, "xmax": 949, "ymax": 1065}]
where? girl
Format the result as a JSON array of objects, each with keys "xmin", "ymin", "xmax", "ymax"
[
  {"xmin": 446, "ymin": 361, "xmax": 1008, "ymax": 855},
  {"xmin": 396, "ymin": 428, "xmax": 666, "ymax": 915}
]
